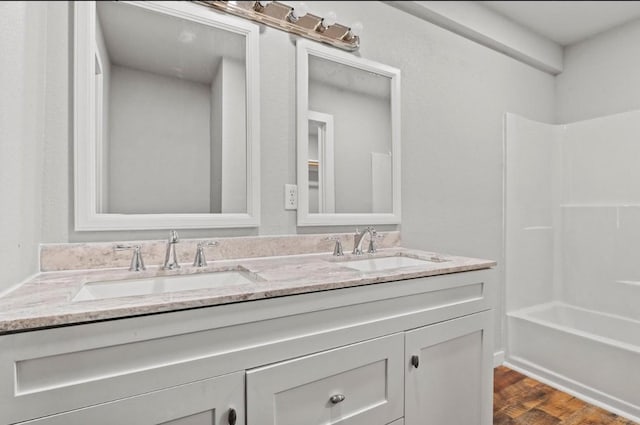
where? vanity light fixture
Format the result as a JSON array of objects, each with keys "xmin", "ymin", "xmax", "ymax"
[{"xmin": 194, "ymin": 1, "xmax": 361, "ymax": 51}]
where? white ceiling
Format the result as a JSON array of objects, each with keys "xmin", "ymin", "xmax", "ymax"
[
  {"xmin": 481, "ymin": 1, "xmax": 640, "ymax": 46},
  {"xmin": 98, "ymin": 2, "xmax": 245, "ymax": 85},
  {"xmin": 309, "ymin": 55, "xmax": 391, "ymax": 99}
]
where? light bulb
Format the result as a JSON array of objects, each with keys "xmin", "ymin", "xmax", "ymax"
[
  {"xmin": 350, "ymin": 21, "xmax": 364, "ymax": 37},
  {"xmin": 322, "ymin": 11, "xmax": 337, "ymax": 28},
  {"xmin": 288, "ymin": 2, "xmax": 309, "ymax": 22},
  {"xmin": 293, "ymin": 2, "xmax": 309, "ymax": 19}
]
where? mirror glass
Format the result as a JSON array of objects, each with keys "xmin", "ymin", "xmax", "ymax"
[
  {"xmin": 75, "ymin": 1, "xmax": 259, "ymax": 230},
  {"xmin": 297, "ymin": 40, "xmax": 401, "ymax": 226},
  {"xmin": 307, "ymin": 56, "xmax": 392, "ymax": 214},
  {"xmin": 95, "ymin": 1, "xmax": 246, "ymax": 214}
]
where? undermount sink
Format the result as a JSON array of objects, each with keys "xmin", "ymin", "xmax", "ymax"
[
  {"xmin": 72, "ymin": 270, "xmax": 257, "ymax": 302},
  {"xmin": 337, "ymin": 256, "xmax": 443, "ymax": 273}
]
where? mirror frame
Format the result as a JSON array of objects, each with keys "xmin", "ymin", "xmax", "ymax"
[
  {"xmin": 296, "ymin": 39, "xmax": 401, "ymax": 226},
  {"xmin": 74, "ymin": 1, "xmax": 260, "ymax": 231}
]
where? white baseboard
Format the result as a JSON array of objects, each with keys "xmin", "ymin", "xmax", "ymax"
[
  {"xmin": 505, "ymin": 356, "xmax": 640, "ymax": 424},
  {"xmin": 493, "ymin": 350, "xmax": 505, "ymax": 367}
]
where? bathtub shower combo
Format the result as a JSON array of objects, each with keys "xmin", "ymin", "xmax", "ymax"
[{"xmin": 505, "ymin": 111, "xmax": 640, "ymax": 423}]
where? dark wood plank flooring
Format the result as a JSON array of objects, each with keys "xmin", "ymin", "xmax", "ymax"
[{"xmin": 494, "ymin": 366, "xmax": 638, "ymax": 425}]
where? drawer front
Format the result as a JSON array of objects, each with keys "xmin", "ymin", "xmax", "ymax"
[
  {"xmin": 387, "ymin": 420, "xmax": 403, "ymax": 425},
  {"xmin": 246, "ymin": 333, "xmax": 404, "ymax": 425},
  {"xmin": 18, "ymin": 371, "xmax": 244, "ymax": 425}
]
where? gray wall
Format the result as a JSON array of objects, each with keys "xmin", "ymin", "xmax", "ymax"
[
  {"xmin": 108, "ymin": 65, "xmax": 211, "ymax": 214},
  {"xmin": 219, "ymin": 58, "xmax": 247, "ymax": 214},
  {"xmin": 210, "ymin": 58, "xmax": 248, "ymax": 214},
  {"xmin": 0, "ymin": 2, "xmax": 47, "ymax": 293},
  {"xmin": 556, "ymin": 18, "xmax": 640, "ymax": 123},
  {"xmin": 25, "ymin": 1, "xmax": 557, "ymax": 352},
  {"xmin": 210, "ymin": 61, "xmax": 223, "ymax": 214}
]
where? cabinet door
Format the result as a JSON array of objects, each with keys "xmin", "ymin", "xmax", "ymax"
[
  {"xmin": 405, "ymin": 311, "xmax": 493, "ymax": 425},
  {"xmin": 246, "ymin": 333, "xmax": 404, "ymax": 425},
  {"xmin": 19, "ymin": 372, "xmax": 244, "ymax": 425}
]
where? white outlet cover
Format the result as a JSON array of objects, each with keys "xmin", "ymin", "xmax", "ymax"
[{"xmin": 285, "ymin": 184, "xmax": 297, "ymax": 210}]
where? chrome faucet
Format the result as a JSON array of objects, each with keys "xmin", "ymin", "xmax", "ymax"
[
  {"xmin": 162, "ymin": 230, "xmax": 180, "ymax": 270},
  {"xmin": 352, "ymin": 226, "xmax": 377, "ymax": 255}
]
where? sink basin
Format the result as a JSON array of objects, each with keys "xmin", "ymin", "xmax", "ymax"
[
  {"xmin": 73, "ymin": 270, "xmax": 257, "ymax": 302},
  {"xmin": 337, "ymin": 256, "xmax": 437, "ymax": 273}
]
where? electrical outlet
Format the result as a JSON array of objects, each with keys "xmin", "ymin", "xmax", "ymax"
[{"xmin": 284, "ymin": 184, "xmax": 297, "ymax": 210}]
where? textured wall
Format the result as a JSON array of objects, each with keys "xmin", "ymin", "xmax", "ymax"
[
  {"xmin": 556, "ymin": 18, "xmax": 640, "ymax": 123},
  {"xmin": 0, "ymin": 2, "xmax": 47, "ymax": 293},
  {"xmin": 108, "ymin": 66, "xmax": 211, "ymax": 214}
]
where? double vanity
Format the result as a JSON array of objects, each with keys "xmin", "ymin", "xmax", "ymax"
[
  {"xmin": 0, "ymin": 232, "xmax": 495, "ymax": 425},
  {"xmin": 0, "ymin": 2, "xmax": 494, "ymax": 424}
]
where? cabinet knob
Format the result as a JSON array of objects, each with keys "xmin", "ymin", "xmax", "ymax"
[
  {"xmin": 329, "ymin": 394, "xmax": 346, "ymax": 404},
  {"xmin": 228, "ymin": 408, "xmax": 237, "ymax": 425},
  {"xmin": 411, "ymin": 355, "xmax": 420, "ymax": 368}
]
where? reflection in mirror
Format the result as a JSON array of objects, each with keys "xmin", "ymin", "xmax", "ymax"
[
  {"xmin": 297, "ymin": 40, "xmax": 401, "ymax": 226},
  {"xmin": 308, "ymin": 56, "xmax": 392, "ymax": 214},
  {"xmin": 75, "ymin": 2, "xmax": 260, "ymax": 230},
  {"xmin": 96, "ymin": 1, "xmax": 246, "ymax": 214},
  {"xmin": 307, "ymin": 111, "xmax": 334, "ymax": 214}
]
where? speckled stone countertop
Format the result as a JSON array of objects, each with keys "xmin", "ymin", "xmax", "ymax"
[{"xmin": 0, "ymin": 247, "xmax": 495, "ymax": 334}]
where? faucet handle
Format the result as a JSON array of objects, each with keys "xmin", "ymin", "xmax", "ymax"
[
  {"xmin": 193, "ymin": 240, "xmax": 219, "ymax": 267},
  {"xmin": 168, "ymin": 230, "xmax": 179, "ymax": 243},
  {"xmin": 367, "ymin": 229, "xmax": 379, "ymax": 254},
  {"xmin": 197, "ymin": 240, "xmax": 219, "ymax": 248},
  {"xmin": 324, "ymin": 236, "xmax": 344, "ymax": 257},
  {"xmin": 114, "ymin": 244, "xmax": 146, "ymax": 272}
]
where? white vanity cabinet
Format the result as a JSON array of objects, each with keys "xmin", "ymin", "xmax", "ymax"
[
  {"xmin": 1, "ymin": 269, "xmax": 495, "ymax": 425},
  {"xmin": 405, "ymin": 311, "xmax": 494, "ymax": 425}
]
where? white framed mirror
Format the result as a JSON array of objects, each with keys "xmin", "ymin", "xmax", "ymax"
[
  {"xmin": 74, "ymin": 1, "xmax": 260, "ymax": 231},
  {"xmin": 296, "ymin": 40, "xmax": 401, "ymax": 226}
]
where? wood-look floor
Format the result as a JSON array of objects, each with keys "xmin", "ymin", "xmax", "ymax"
[{"xmin": 494, "ymin": 366, "xmax": 638, "ymax": 425}]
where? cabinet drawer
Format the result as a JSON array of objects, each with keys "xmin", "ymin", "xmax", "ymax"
[
  {"xmin": 18, "ymin": 371, "xmax": 244, "ymax": 425},
  {"xmin": 246, "ymin": 333, "xmax": 403, "ymax": 425}
]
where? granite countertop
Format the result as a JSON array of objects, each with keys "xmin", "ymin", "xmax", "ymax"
[{"xmin": 0, "ymin": 247, "xmax": 495, "ymax": 334}]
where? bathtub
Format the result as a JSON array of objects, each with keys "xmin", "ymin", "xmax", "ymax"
[{"xmin": 506, "ymin": 302, "xmax": 640, "ymax": 423}]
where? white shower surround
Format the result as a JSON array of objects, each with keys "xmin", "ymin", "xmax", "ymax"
[{"xmin": 504, "ymin": 111, "xmax": 640, "ymax": 422}]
